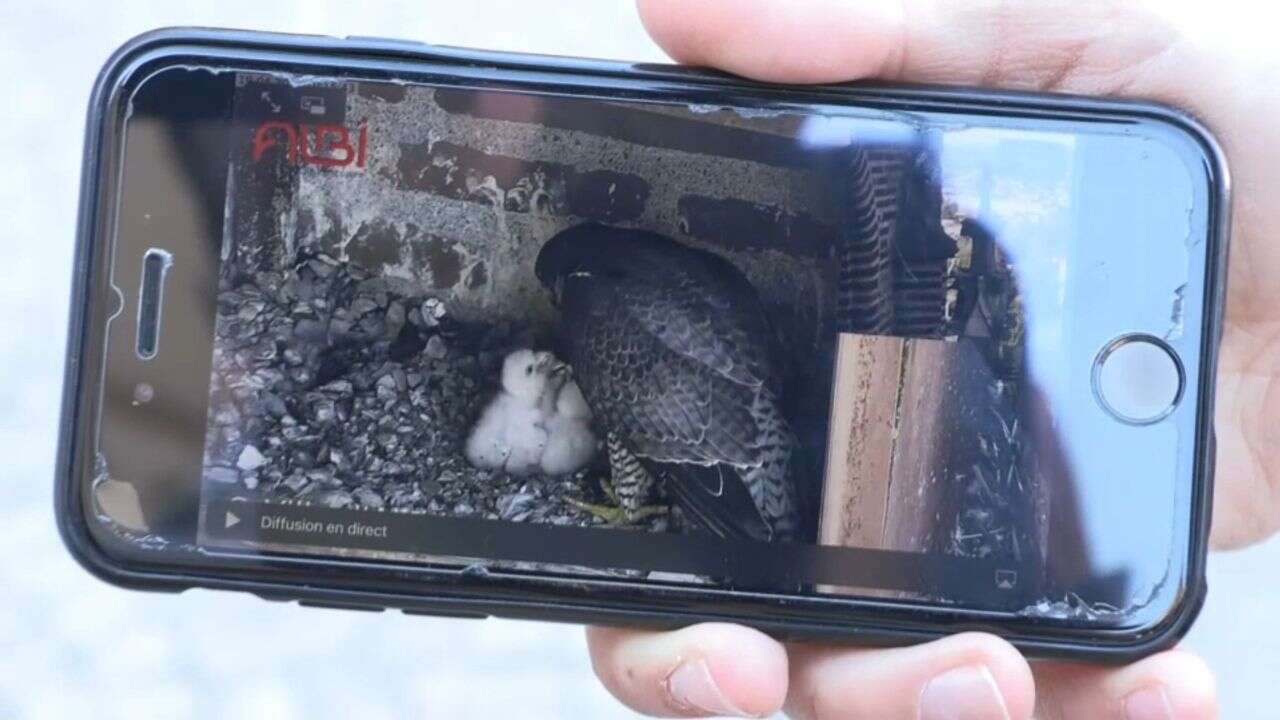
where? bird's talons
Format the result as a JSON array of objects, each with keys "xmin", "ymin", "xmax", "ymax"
[
  {"xmin": 624, "ymin": 505, "xmax": 668, "ymax": 523},
  {"xmin": 565, "ymin": 496, "xmax": 666, "ymax": 526},
  {"xmin": 564, "ymin": 497, "xmax": 628, "ymax": 525},
  {"xmin": 598, "ymin": 477, "xmax": 620, "ymax": 505}
]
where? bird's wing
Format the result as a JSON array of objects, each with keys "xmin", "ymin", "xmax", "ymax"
[
  {"xmin": 614, "ymin": 254, "xmax": 778, "ymax": 391},
  {"xmin": 573, "ymin": 282, "xmax": 772, "ymax": 470},
  {"xmin": 563, "ymin": 256, "xmax": 796, "ymax": 541},
  {"xmin": 582, "ymin": 315, "xmax": 776, "ymax": 540}
]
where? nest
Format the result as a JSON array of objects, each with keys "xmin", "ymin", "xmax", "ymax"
[{"xmin": 202, "ymin": 251, "xmax": 667, "ymax": 532}]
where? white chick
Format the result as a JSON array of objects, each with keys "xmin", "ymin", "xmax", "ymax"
[
  {"xmin": 465, "ymin": 349, "xmax": 559, "ymax": 476},
  {"xmin": 540, "ymin": 373, "xmax": 598, "ymax": 476}
]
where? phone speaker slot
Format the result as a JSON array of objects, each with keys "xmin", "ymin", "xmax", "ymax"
[{"xmin": 135, "ymin": 249, "xmax": 173, "ymax": 360}]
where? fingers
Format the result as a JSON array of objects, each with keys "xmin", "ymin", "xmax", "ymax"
[
  {"xmin": 588, "ymin": 624, "xmax": 1217, "ymax": 719},
  {"xmin": 637, "ymin": 0, "xmax": 907, "ymax": 86},
  {"xmin": 1032, "ymin": 649, "xmax": 1218, "ymax": 720},
  {"xmin": 785, "ymin": 632, "xmax": 1035, "ymax": 720},
  {"xmin": 636, "ymin": 0, "xmax": 1189, "ymax": 98},
  {"xmin": 585, "ymin": 623, "xmax": 788, "ymax": 717}
]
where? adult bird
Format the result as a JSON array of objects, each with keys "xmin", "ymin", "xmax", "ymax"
[{"xmin": 535, "ymin": 223, "xmax": 798, "ymax": 542}]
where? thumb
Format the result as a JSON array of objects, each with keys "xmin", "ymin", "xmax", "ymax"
[{"xmin": 636, "ymin": 0, "xmax": 1192, "ymax": 99}]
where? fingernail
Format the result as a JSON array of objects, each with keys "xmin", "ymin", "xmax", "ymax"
[
  {"xmin": 1124, "ymin": 686, "xmax": 1174, "ymax": 720},
  {"xmin": 919, "ymin": 664, "xmax": 1010, "ymax": 720},
  {"xmin": 665, "ymin": 658, "xmax": 754, "ymax": 717}
]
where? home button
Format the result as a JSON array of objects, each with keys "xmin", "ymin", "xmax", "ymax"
[{"xmin": 1093, "ymin": 334, "xmax": 1184, "ymax": 425}]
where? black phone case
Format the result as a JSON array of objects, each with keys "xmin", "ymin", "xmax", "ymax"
[{"xmin": 57, "ymin": 27, "xmax": 1230, "ymax": 661}]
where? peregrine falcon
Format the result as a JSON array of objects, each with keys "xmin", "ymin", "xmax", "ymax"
[{"xmin": 535, "ymin": 223, "xmax": 798, "ymax": 542}]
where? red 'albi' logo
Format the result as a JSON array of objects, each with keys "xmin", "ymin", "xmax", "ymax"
[{"xmin": 252, "ymin": 121, "xmax": 369, "ymax": 169}]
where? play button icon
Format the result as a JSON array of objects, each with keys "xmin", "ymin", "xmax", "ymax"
[{"xmin": 225, "ymin": 511, "xmax": 241, "ymax": 529}]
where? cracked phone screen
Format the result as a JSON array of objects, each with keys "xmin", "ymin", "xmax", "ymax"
[{"xmin": 98, "ymin": 65, "xmax": 1213, "ymax": 629}]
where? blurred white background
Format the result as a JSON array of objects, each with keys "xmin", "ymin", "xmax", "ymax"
[{"xmin": 0, "ymin": 2, "xmax": 1276, "ymax": 718}]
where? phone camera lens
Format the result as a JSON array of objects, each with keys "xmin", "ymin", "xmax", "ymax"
[{"xmin": 133, "ymin": 382, "xmax": 155, "ymax": 405}]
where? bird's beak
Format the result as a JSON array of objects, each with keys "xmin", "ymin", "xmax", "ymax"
[
  {"xmin": 533, "ymin": 352, "xmax": 559, "ymax": 371},
  {"xmin": 536, "ymin": 352, "xmax": 568, "ymax": 376}
]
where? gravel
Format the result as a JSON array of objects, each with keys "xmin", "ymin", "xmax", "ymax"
[{"xmin": 201, "ymin": 248, "xmax": 665, "ymax": 532}]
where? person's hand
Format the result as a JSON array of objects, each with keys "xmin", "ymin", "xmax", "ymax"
[{"xmin": 587, "ymin": 1, "xmax": 1280, "ymax": 717}]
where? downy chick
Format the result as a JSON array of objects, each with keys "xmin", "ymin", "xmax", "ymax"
[
  {"xmin": 540, "ymin": 373, "xmax": 598, "ymax": 476},
  {"xmin": 465, "ymin": 349, "xmax": 559, "ymax": 476}
]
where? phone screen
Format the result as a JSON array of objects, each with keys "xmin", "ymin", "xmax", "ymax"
[{"xmin": 93, "ymin": 62, "xmax": 1215, "ymax": 631}]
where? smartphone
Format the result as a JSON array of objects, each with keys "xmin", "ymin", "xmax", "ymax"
[{"xmin": 58, "ymin": 29, "xmax": 1229, "ymax": 660}]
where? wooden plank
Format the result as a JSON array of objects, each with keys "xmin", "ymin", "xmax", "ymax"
[
  {"xmin": 819, "ymin": 333, "xmax": 905, "ymax": 548},
  {"xmin": 884, "ymin": 339, "xmax": 960, "ymax": 552},
  {"xmin": 820, "ymin": 334, "xmax": 958, "ymax": 552},
  {"xmin": 819, "ymin": 334, "xmax": 1050, "ymax": 600}
]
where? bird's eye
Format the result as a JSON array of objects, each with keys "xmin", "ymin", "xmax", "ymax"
[{"xmin": 526, "ymin": 365, "xmax": 533, "ymax": 375}]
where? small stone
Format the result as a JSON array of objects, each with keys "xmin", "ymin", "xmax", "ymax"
[
  {"xmin": 261, "ymin": 393, "xmax": 288, "ymax": 418},
  {"xmin": 386, "ymin": 301, "xmax": 406, "ymax": 331},
  {"xmin": 418, "ymin": 477, "xmax": 441, "ymax": 498},
  {"xmin": 320, "ymin": 379, "xmax": 354, "ymax": 395},
  {"xmin": 290, "ymin": 448, "xmax": 318, "ymax": 470},
  {"xmin": 354, "ymin": 487, "xmax": 385, "ymax": 508},
  {"xmin": 306, "ymin": 467, "xmax": 337, "ymax": 486},
  {"xmin": 282, "ymin": 473, "xmax": 309, "ymax": 493},
  {"xmin": 243, "ymin": 474, "xmax": 260, "ymax": 490},
  {"xmin": 425, "ymin": 335, "xmax": 447, "ymax": 359},
  {"xmin": 253, "ymin": 368, "xmax": 286, "ymax": 388},
  {"xmin": 351, "ymin": 297, "xmax": 379, "ymax": 315},
  {"xmin": 308, "ymin": 258, "xmax": 335, "ymax": 277},
  {"xmin": 237, "ymin": 300, "xmax": 266, "ymax": 322},
  {"xmin": 213, "ymin": 405, "xmax": 241, "ymax": 426},
  {"xmin": 294, "ymin": 318, "xmax": 326, "ymax": 341},
  {"xmin": 206, "ymin": 466, "xmax": 239, "ymax": 484},
  {"xmin": 375, "ymin": 374, "xmax": 399, "ymax": 402},
  {"xmin": 312, "ymin": 399, "xmax": 336, "ymax": 425},
  {"xmin": 236, "ymin": 445, "xmax": 266, "ymax": 471},
  {"xmin": 358, "ymin": 315, "xmax": 385, "ymax": 337},
  {"xmin": 420, "ymin": 298, "xmax": 446, "ymax": 326},
  {"xmin": 329, "ymin": 317, "xmax": 353, "ymax": 338},
  {"xmin": 315, "ymin": 489, "xmax": 354, "ymax": 509},
  {"xmin": 252, "ymin": 344, "xmax": 279, "ymax": 363}
]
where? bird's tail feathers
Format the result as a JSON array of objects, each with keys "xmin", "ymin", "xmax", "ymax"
[
  {"xmin": 660, "ymin": 462, "xmax": 775, "ymax": 543},
  {"xmin": 742, "ymin": 389, "xmax": 799, "ymax": 541}
]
